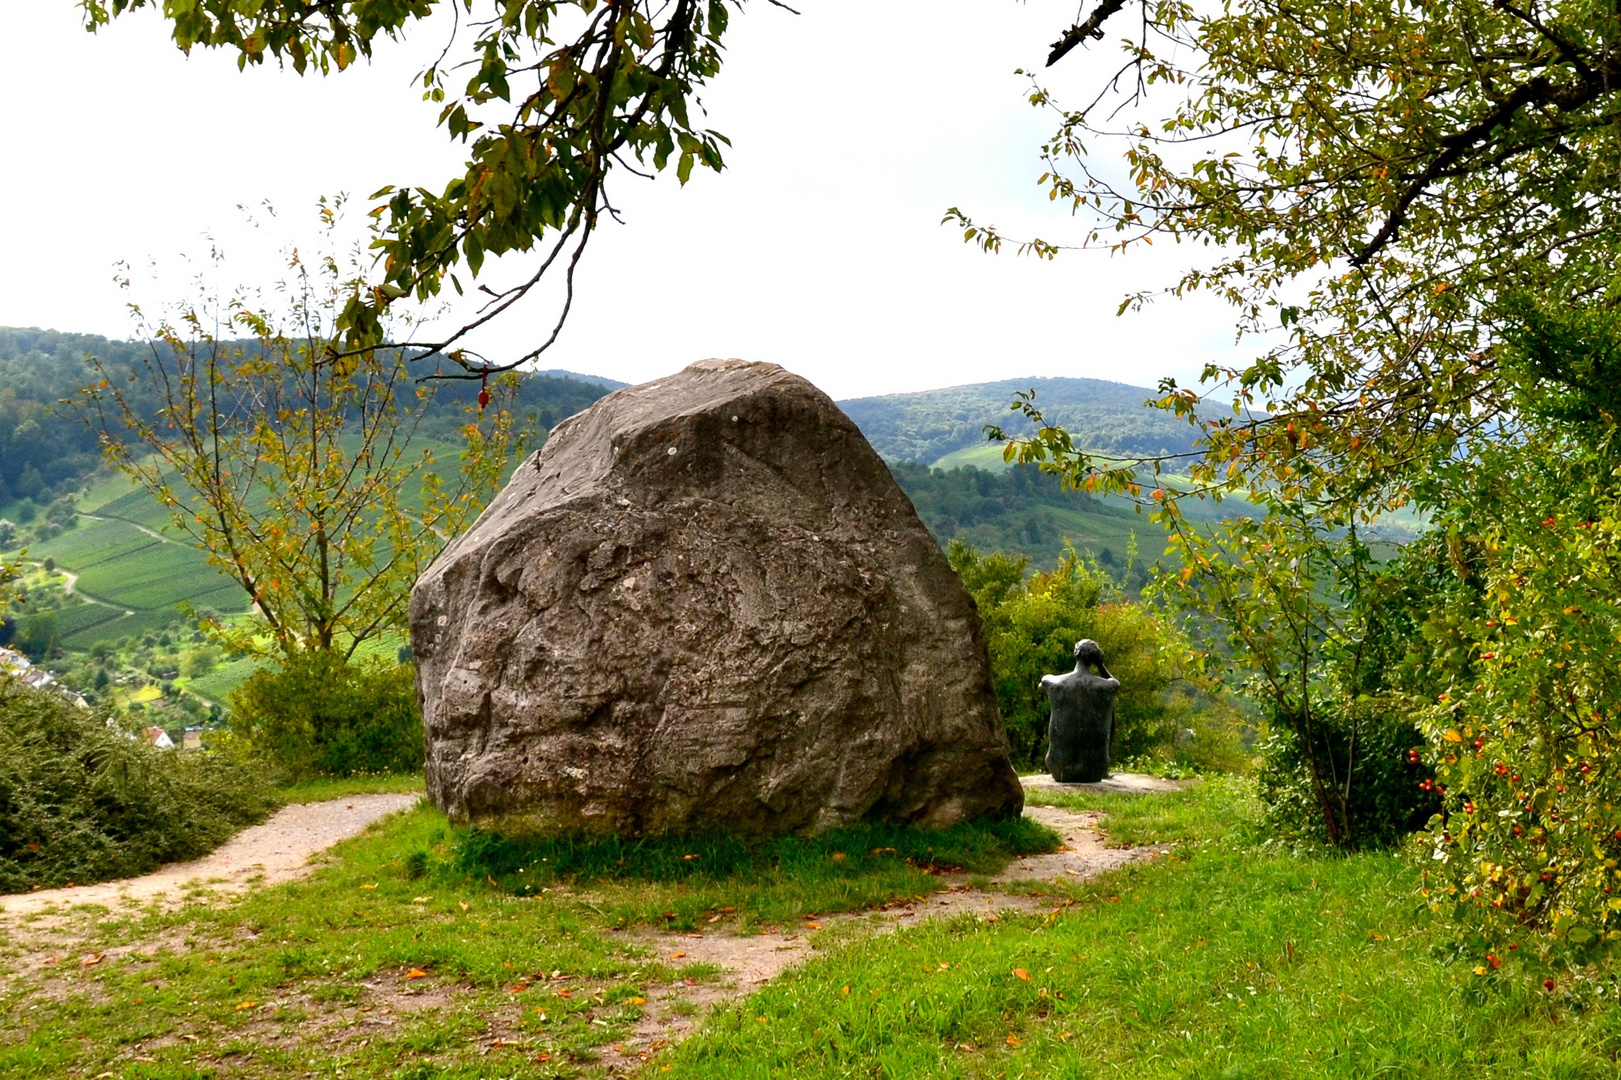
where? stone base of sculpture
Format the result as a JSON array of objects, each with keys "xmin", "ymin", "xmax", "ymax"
[{"xmin": 1041, "ymin": 639, "xmax": 1120, "ymax": 784}]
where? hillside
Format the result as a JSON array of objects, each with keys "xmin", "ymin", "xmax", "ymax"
[
  {"xmin": 839, "ymin": 376, "xmax": 1202, "ymax": 467},
  {"xmin": 2, "ymin": 335, "xmax": 1218, "ymax": 676},
  {"xmin": 0, "ymin": 327, "xmax": 615, "ymax": 520}
]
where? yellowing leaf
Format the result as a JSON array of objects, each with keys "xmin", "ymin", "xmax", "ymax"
[
  {"xmin": 406, "ymin": 968, "xmax": 429, "ymax": 979},
  {"xmin": 1443, "ymin": 730, "xmax": 1464, "ymax": 743},
  {"xmin": 359, "ymin": 884, "xmax": 377, "ymax": 890},
  {"xmin": 235, "ymin": 1001, "xmax": 259, "ymax": 1010},
  {"xmin": 670, "ymin": 952, "xmax": 687, "ymax": 959},
  {"xmin": 1013, "ymin": 968, "xmax": 1030, "ymax": 981}
]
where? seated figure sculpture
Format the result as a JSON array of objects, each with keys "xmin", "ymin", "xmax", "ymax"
[{"xmin": 1041, "ymin": 639, "xmax": 1120, "ymax": 783}]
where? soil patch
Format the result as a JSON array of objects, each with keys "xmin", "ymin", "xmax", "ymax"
[{"xmin": 1020, "ymin": 771, "xmax": 1186, "ymax": 795}]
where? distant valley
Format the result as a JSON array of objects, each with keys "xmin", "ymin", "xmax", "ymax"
[{"xmin": 2, "ymin": 328, "xmax": 1200, "ymax": 669}]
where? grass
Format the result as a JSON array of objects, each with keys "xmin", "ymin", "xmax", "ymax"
[
  {"xmin": 663, "ymin": 784, "xmax": 1621, "ymax": 1079},
  {"xmin": 5, "ymin": 781, "xmax": 1618, "ymax": 1078},
  {"xmin": 1023, "ymin": 775, "xmax": 1259, "ymax": 848},
  {"xmin": 443, "ymin": 815, "xmax": 1058, "ymax": 931},
  {"xmin": 0, "ymin": 804, "xmax": 1054, "ymax": 1079},
  {"xmin": 274, "ymin": 773, "xmax": 427, "ymax": 804}
]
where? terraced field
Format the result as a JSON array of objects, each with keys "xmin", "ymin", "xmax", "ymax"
[{"xmin": 18, "ymin": 473, "xmax": 250, "ymax": 649}]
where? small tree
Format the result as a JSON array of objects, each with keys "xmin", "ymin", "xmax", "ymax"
[
  {"xmin": 83, "ymin": 210, "xmax": 521, "ymax": 661},
  {"xmin": 1150, "ymin": 497, "xmax": 1432, "ymax": 850}
]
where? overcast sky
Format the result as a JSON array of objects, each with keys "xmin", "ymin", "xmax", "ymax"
[{"xmin": 0, "ymin": 1, "xmax": 1246, "ymax": 399}]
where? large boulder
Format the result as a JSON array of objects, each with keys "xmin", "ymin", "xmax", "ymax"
[{"xmin": 410, "ymin": 359, "xmax": 1023, "ymax": 835}]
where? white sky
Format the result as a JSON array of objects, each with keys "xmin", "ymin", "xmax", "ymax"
[{"xmin": 0, "ymin": 1, "xmax": 1247, "ymax": 399}]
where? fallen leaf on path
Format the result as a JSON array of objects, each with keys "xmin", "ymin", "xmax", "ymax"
[
  {"xmin": 235, "ymin": 1001, "xmax": 259, "ymax": 1010},
  {"xmin": 406, "ymin": 969, "xmax": 429, "ymax": 979},
  {"xmin": 804, "ymin": 922, "xmax": 823, "ymax": 930},
  {"xmin": 80, "ymin": 954, "xmax": 102, "ymax": 967},
  {"xmin": 629, "ymin": 996, "xmax": 647, "ymax": 1005},
  {"xmin": 670, "ymin": 952, "xmax": 687, "ymax": 959},
  {"xmin": 707, "ymin": 914, "xmax": 723, "ymax": 923}
]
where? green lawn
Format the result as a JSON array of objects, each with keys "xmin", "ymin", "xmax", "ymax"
[{"xmin": 2, "ymin": 782, "xmax": 1615, "ymax": 1078}]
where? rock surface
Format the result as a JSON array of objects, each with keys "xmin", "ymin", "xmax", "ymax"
[{"xmin": 410, "ymin": 359, "xmax": 1023, "ymax": 835}]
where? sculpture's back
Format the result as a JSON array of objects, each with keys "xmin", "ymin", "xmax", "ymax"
[{"xmin": 1042, "ymin": 640, "xmax": 1120, "ymax": 783}]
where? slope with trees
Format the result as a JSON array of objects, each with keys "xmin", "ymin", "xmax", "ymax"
[{"xmin": 841, "ymin": 376, "xmax": 1200, "ymax": 468}]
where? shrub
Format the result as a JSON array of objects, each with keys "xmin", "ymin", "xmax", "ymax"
[
  {"xmin": 0, "ymin": 676, "xmax": 276, "ymax": 892},
  {"xmin": 1256, "ymin": 700, "xmax": 1439, "ymax": 850},
  {"xmin": 228, "ymin": 651, "xmax": 422, "ymax": 778},
  {"xmin": 180, "ymin": 645, "xmax": 219, "ymax": 679},
  {"xmin": 15, "ymin": 611, "xmax": 57, "ymax": 660}
]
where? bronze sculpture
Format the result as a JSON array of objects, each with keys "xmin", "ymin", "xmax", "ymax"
[{"xmin": 1041, "ymin": 639, "xmax": 1119, "ymax": 783}]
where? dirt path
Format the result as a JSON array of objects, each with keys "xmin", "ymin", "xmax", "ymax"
[
  {"xmin": 81, "ymin": 511, "xmax": 182, "ymax": 546},
  {"xmin": 622, "ymin": 798, "xmax": 1169, "ymax": 1050},
  {"xmin": 0, "ymin": 779, "xmax": 1174, "ymax": 1067},
  {"xmin": 0, "ymin": 792, "xmax": 422, "ymax": 920}
]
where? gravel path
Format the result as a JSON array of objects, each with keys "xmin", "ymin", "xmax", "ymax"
[{"xmin": 0, "ymin": 792, "xmax": 422, "ymax": 918}]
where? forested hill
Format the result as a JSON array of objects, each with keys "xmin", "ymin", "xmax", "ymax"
[
  {"xmin": 839, "ymin": 376, "xmax": 1200, "ymax": 467},
  {"xmin": 0, "ymin": 327, "xmax": 615, "ymax": 509}
]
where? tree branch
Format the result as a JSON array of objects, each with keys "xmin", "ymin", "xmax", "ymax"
[{"xmin": 1047, "ymin": 0, "xmax": 1132, "ymax": 67}]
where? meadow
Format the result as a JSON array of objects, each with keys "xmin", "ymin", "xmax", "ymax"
[{"xmin": 3, "ymin": 781, "xmax": 1614, "ymax": 1079}]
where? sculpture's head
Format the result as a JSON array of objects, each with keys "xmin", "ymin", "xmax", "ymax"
[{"xmin": 1073, "ymin": 639, "xmax": 1105, "ymax": 665}]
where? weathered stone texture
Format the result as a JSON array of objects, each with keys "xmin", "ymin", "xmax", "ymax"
[{"xmin": 410, "ymin": 358, "xmax": 1023, "ymax": 835}]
